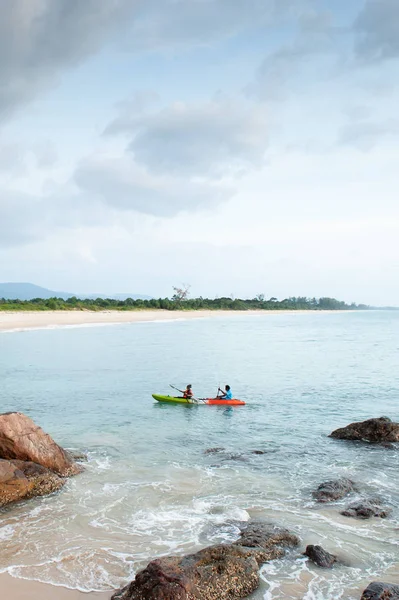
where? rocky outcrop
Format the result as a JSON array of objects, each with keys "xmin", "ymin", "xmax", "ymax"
[
  {"xmin": 11, "ymin": 460, "xmax": 65, "ymax": 497},
  {"xmin": 0, "ymin": 412, "xmax": 81, "ymax": 476},
  {"xmin": 234, "ymin": 521, "xmax": 300, "ymax": 555},
  {"xmin": 0, "ymin": 412, "xmax": 82, "ymax": 507},
  {"xmin": 112, "ymin": 545, "xmax": 261, "ymax": 600},
  {"xmin": 361, "ymin": 582, "xmax": 399, "ymax": 599},
  {"xmin": 112, "ymin": 521, "xmax": 300, "ymax": 600},
  {"xmin": 341, "ymin": 499, "xmax": 391, "ymax": 519},
  {"xmin": 312, "ymin": 478, "xmax": 355, "ymax": 502},
  {"xmin": 0, "ymin": 459, "xmax": 64, "ymax": 506},
  {"xmin": 0, "ymin": 460, "xmax": 33, "ymax": 506},
  {"xmin": 330, "ymin": 417, "xmax": 399, "ymax": 443},
  {"xmin": 304, "ymin": 545, "xmax": 337, "ymax": 568}
]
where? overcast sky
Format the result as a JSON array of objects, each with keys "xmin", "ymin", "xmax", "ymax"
[{"xmin": 1, "ymin": 0, "xmax": 398, "ymax": 304}]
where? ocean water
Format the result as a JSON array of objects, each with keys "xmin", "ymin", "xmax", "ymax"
[{"xmin": 0, "ymin": 311, "xmax": 398, "ymax": 598}]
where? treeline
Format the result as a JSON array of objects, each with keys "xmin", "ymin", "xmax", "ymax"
[{"xmin": 0, "ymin": 295, "xmax": 369, "ymax": 312}]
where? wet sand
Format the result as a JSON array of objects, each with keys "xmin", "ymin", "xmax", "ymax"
[{"xmin": 0, "ymin": 574, "xmax": 109, "ymax": 599}]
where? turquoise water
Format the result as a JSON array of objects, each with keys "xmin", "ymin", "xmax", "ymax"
[{"xmin": 0, "ymin": 312, "xmax": 398, "ymax": 598}]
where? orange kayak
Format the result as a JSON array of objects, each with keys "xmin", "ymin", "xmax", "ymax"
[{"xmin": 204, "ymin": 398, "xmax": 246, "ymax": 406}]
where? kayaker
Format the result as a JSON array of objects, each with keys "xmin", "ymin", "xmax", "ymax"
[
  {"xmin": 217, "ymin": 385, "xmax": 232, "ymax": 400},
  {"xmin": 183, "ymin": 384, "xmax": 193, "ymax": 399}
]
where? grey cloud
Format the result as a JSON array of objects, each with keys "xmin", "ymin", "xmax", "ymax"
[
  {"xmin": 0, "ymin": 0, "xmax": 137, "ymax": 118},
  {"xmin": 354, "ymin": 0, "xmax": 399, "ymax": 61},
  {"xmin": 105, "ymin": 100, "xmax": 269, "ymax": 178},
  {"xmin": 249, "ymin": 7, "xmax": 342, "ymax": 100},
  {"xmin": 0, "ymin": 0, "xmax": 310, "ymax": 121},
  {"xmin": 339, "ymin": 118, "xmax": 399, "ymax": 150},
  {"xmin": 125, "ymin": 0, "xmax": 305, "ymax": 51},
  {"xmin": 74, "ymin": 158, "xmax": 231, "ymax": 217}
]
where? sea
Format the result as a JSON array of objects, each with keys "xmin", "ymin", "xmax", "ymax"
[{"xmin": 0, "ymin": 311, "xmax": 398, "ymax": 599}]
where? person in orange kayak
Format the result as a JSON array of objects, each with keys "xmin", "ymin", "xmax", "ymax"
[
  {"xmin": 183, "ymin": 384, "xmax": 193, "ymax": 399},
  {"xmin": 217, "ymin": 385, "xmax": 232, "ymax": 400}
]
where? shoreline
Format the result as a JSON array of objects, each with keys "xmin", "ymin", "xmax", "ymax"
[
  {"xmin": 0, "ymin": 308, "xmax": 363, "ymax": 333},
  {"xmin": 0, "ymin": 573, "xmax": 109, "ymax": 599}
]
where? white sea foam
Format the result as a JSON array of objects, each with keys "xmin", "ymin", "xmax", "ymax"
[{"xmin": 0, "ymin": 525, "xmax": 15, "ymax": 541}]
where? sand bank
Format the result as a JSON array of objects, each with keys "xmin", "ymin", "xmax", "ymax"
[
  {"xmin": 0, "ymin": 309, "xmax": 355, "ymax": 333},
  {"xmin": 0, "ymin": 573, "xmax": 109, "ymax": 599}
]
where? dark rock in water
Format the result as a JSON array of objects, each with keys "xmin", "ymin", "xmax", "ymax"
[
  {"xmin": 341, "ymin": 499, "xmax": 391, "ymax": 519},
  {"xmin": 235, "ymin": 521, "xmax": 300, "ymax": 556},
  {"xmin": 251, "ymin": 450, "xmax": 266, "ymax": 455},
  {"xmin": 204, "ymin": 447, "xmax": 225, "ymax": 454},
  {"xmin": 304, "ymin": 545, "xmax": 337, "ymax": 568},
  {"xmin": 112, "ymin": 545, "xmax": 262, "ymax": 600},
  {"xmin": 66, "ymin": 450, "xmax": 88, "ymax": 462},
  {"xmin": 223, "ymin": 453, "xmax": 248, "ymax": 462},
  {"xmin": 330, "ymin": 417, "xmax": 399, "ymax": 443},
  {"xmin": 0, "ymin": 412, "xmax": 81, "ymax": 476},
  {"xmin": 361, "ymin": 582, "xmax": 399, "ymax": 599},
  {"xmin": 313, "ymin": 478, "xmax": 355, "ymax": 502},
  {"xmin": 112, "ymin": 521, "xmax": 300, "ymax": 600},
  {"xmin": 0, "ymin": 459, "xmax": 64, "ymax": 507}
]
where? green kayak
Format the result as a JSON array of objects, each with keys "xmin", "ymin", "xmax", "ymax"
[{"xmin": 152, "ymin": 394, "xmax": 197, "ymax": 404}]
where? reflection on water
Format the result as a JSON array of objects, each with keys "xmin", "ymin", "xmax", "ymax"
[{"xmin": 0, "ymin": 311, "xmax": 398, "ymax": 598}]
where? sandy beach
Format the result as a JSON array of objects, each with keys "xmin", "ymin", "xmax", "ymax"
[
  {"xmin": 0, "ymin": 309, "xmax": 355, "ymax": 333},
  {"xmin": 0, "ymin": 574, "xmax": 109, "ymax": 599}
]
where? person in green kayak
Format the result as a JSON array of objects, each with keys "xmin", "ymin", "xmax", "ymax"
[
  {"xmin": 183, "ymin": 384, "xmax": 193, "ymax": 399},
  {"xmin": 217, "ymin": 385, "xmax": 232, "ymax": 400}
]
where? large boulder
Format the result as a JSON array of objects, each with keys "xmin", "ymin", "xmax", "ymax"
[
  {"xmin": 361, "ymin": 582, "xmax": 399, "ymax": 599},
  {"xmin": 304, "ymin": 545, "xmax": 337, "ymax": 568},
  {"xmin": 0, "ymin": 412, "xmax": 80, "ymax": 476},
  {"xmin": 112, "ymin": 522, "xmax": 300, "ymax": 600},
  {"xmin": 312, "ymin": 478, "xmax": 355, "ymax": 502},
  {"xmin": 0, "ymin": 459, "xmax": 65, "ymax": 507},
  {"xmin": 112, "ymin": 545, "xmax": 262, "ymax": 600},
  {"xmin": 330, "ymin": 417, "xmax": 399, "ymax": 443}
]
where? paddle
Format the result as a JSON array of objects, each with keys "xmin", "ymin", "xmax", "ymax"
[{"xmin": 169, "ymin": 384, "xmax": 205, "ymax": 404}]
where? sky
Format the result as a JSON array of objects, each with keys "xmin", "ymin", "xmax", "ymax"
[{"xmin": 0, "ymin": 0, "xmax": 398, "ymax": 304}]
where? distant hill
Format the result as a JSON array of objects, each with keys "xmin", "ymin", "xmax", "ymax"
[{"xmin": 0, "ymin": 283, "xmax": 151, "ymax": 301}]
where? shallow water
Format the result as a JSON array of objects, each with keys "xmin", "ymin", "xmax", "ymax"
[{"xmin": 0, "ymin": 312, "xmax": 398, "ymax": 598}]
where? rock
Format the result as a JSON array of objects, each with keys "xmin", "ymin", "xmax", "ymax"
[
  {"xmin": 304, "ymin": 545, "xmax": 337, "ymax": 568},
  {"xmin": 112, "ymin": 545, "xmax": 262, "ymax": 600},
  {"xmin": 361, "ymin": 582, "xmax": 399, "ymax": 599},
  {"xmin": 0, "ymin": 412, "xmax": 81, "ymax": 476},
  {"xmin": 204, "ymin": 447, "xmax": 225, "ymax": 454},
  {"xmin": 0, "ymin": 460, "xmax": 33, "ymax": 506},
  {"xmin": 11, "ymin": 460, "xmax": 65, "ymax": 498},
  {"xmin": 330, "ymin": 417, "xmax": 399, "ymax": 443},
  {"xmin": 234, "ymin": 521, "xmax": 300, "ymax": 557},
  {"xmin": 341, "ymin": 500, "xmax": 391, "ymax": 519},
  {"xmin": 66, "ymin": 450, "xmax": 88, "ymax": 462},
  {"xmin": 251, "ymin": 450, "xmax": 266, "ymax": 455},
  {"xmin": 112, "ymin": 522, "xmax": 300, "ymax": 600},
  {"xmin": 313, "ymin": 478, "xmax": 355, "ymax": 502},
  {"xmin": 0, "ymin": 459, "xmax": 65, "ymax": 507}
]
